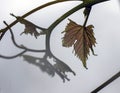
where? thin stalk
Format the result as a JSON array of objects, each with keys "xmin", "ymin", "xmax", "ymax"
[
  {"xmin": 91, "ymin": 71, "xmax": 120, "ymax": 93},
  {"xmin": 83, "ymin": 7, "xmax": 92, "ymax": 27}
]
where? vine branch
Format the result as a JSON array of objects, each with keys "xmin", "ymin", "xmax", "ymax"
[
  {"xmin": 0, "ymin": 0, "xmax": 109, "ymax": 40},
  {"xmin": 0, "ymin": 0, "xmax": 80, "ymax": 40}
]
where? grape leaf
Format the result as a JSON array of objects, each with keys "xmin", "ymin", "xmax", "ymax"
[{"xmin": 62, "ymin": 19, "xmax": 97, "ymax": 68}]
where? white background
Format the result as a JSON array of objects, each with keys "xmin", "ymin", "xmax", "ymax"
[{"xmin": 0, "ymin": 0, "xmax": 120, "ymax": 93}]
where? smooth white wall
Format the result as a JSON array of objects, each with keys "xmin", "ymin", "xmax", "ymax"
[{"xmin": 0, "ymin": 0, "xmax": 120, "ymax": 93}]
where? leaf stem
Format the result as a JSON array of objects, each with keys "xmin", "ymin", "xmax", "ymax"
[{"xmin": 83, "ymin": 7, "xmax": 92, "ymax": 27}]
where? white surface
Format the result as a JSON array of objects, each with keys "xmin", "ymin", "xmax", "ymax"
[{"xmin": 0, "ymin": 0, "xmax": 120, "ymax": 93}]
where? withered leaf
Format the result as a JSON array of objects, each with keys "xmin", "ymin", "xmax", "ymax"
[
  {"xmin": 62, "ymin": 19, "xmax": 97, "ymax": 68},
  {"xmin": 18, "ymin": 17, "xmax": 46, "ymax": 38},
  {"xmin": 20, "ymin": 19, "xmax": 40, "ymax": 38},
  {"xmin": 62, "ymin": 19, "xmax": 82, "ymax": 47},
  {"xmin": 10, "ymin": 14, "xmax": 46, "ymax": 38}
]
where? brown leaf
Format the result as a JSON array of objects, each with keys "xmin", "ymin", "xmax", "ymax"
[
  {"xmin": 62, "ymin": 19, "xmax": 97, "ymax": 68},
  {"xmin": 10, "ymin": 14, "xmax": 46, "ymax": 38},
  {"xmin": 62, "ymin": 19, "xmax": 82, "ymax": 47},
  {"xmin": 18, "ymin": 17, "xmax": 43, "ymax": 38}
]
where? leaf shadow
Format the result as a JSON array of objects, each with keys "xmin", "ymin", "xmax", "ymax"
[{"xmin": 21, "ymin": 54, "xmax": 76, "ymax": 82}]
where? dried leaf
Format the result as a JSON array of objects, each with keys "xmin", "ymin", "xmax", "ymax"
[
  {"xmin": 62, "ymin": 19, "xmax": 97, "ymax": 68},
  {"xmin": 62, "ymin": 19, "xmax": 82, "ymax": 47},
  {"xmin": 20, "ymin": 20, "xmax": 39, "ymax": 38},
  {"xmin": 18, "ymin": 17, "xmax": 45, "ymax": 38},
  {"xmin": 10, "ymin": 14, "xmax": 46, "ymax": 38}
]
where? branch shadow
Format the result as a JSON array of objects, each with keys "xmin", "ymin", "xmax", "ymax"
[{"xmin": 1, "ymin": 20, "xmax": 76, "ymax": 83}]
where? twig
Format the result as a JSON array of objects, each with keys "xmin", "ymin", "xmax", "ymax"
[{"xmin": 91, "ymin": 71, "xmax": 120, "ymax": 93}]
